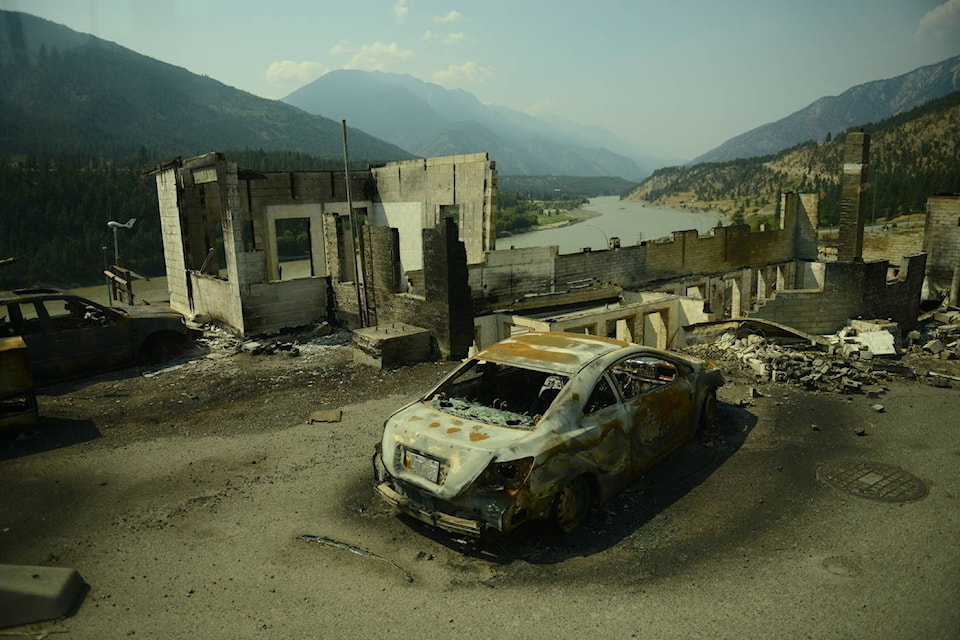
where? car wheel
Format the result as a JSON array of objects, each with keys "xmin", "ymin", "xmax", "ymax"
[
  {"xmin": 140, "ymin": 333, "xmax": 183, "ymax": 363},
  {"xmin": 551, "ymin": 475, "xmax": 593, "ymax": 533},
  {"xmin": 699, "ymin": 389, "xmax": 718, "ymax": 430}
]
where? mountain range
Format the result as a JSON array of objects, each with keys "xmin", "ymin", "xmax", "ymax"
[
  {"xmin": 692, "ymin": 54, "xmax": 960, "ymax": 164},
  {"xmin": 282, "ymin": 70, "xmax": 663, "ymax": 178},
  {"xmin": 0, "ymin": 10, "xmax": 409, "ymax": 162},
  {"xmin": 630, "ymin": 90, "xmax": 960, "ymax": 225},
  {"xmin": 1, "ymin": 9, "xmax": 958, "ymax": 180}
]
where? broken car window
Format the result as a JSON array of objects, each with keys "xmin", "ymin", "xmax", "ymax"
[
  {"xmin": 610, "ymin": 355, "xmax": 681, "ymax": 401},
  {"xmin": 584, "ymin": 376, "xmax": 618, "ymax": 415},
  {"xmin": 427, "ymin": 360, "xmax": 569, "ymax": 429}
]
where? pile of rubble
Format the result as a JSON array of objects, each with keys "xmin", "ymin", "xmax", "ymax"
[
  {"xmin": 702, "ymin": 332, "xmax": 895, "ymax": 395},
  {"xmin": 907, "ymin": 307, "xmax": 960, "ymax": 361},
  {"xmin": 684, "ymin": 312, "xmax": 960, "ymax": 395}
]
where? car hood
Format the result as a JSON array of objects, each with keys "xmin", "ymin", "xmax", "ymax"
[
  {"xmin": 382, "ymin": 400, "xmax": 535, "ymax": 498},
  {"xmin": 117, "ymin": 304, "xmax": 181, "ymax": 319}
]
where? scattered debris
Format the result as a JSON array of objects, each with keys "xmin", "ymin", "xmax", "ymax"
[
  {"xmin": 871, "ymin": 404, "xmax": 884, "ymax": 413},
  {"xmin": 308, "ymin": 409, "xmax": 342, "ymax": 423},
  {"xmin": 296, "ymin": 535, "xmax": 413, "ymax": 583}
]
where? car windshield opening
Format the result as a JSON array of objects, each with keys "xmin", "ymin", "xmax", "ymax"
[{"xmin": 426, "ymin": 360, "xmax": 569, "ymax": 430}]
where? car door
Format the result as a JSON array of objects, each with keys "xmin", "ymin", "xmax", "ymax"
[
  {"xmin": 9, "ymin": 300, "xmax": 59, "ymax": 383},
  {"xmin": 39, "ymin": 297, "xmax": 132, "ymax": 379},
  {"xmin": 570, "ymin": 372, "xmax": 632, "ymax": 497},
  {"xmin": 609, "ymin": 355, "xmax": 697, "ymax": 476}
]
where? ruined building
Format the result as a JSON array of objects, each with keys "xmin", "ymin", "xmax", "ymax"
[
  {"xmin": 149, "ymin": 152, "xmax": 494, "ymax": 357},
  {"xmin": 152, "ymin": 136, "xmax": 928, "ymax": 358}
]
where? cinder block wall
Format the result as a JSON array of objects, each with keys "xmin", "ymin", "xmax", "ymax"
[
  {"xmin": 371, "ymin": 154, "xmax": 496, "ymax": 266},
  {"xmin": 476, "ymin": 215, "xmax": 807, "ymax": 311},
  {"xmin": 359, "ymin": 220, "xmax": 473, "ymax": 358},
  {"xmin": 750, "ymin": 254, "xmax": 925, "ymax": 334},
  {"xmin": 923, "ymin": 195, "xmax": 960, "ymax": 290}
]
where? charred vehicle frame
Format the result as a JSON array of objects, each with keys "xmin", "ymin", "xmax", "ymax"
[
  {"xmin": 373, "ymin": 331, "xmax": 724, "ymax": 540},
  {"xmin": 0, "ymin": 288, "xmax": 194, "ymax": 386}
]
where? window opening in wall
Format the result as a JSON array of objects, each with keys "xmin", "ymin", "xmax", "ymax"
[
  {"xmin": 439, "ymin": 204, "xmax": 460, "ymax": 227},
  {"xmin": 275, "ymin": 217, "xmax": 313, "ymax": 281},
  {"xmin": 210, "ymin": 221, "xmax": 227, "ymax": 278}
]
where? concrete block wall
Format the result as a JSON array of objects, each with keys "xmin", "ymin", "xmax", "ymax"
[
  {"xmin": 155, "ymin": 167, "xmax": 189, "ymax": 314},
  {"xmin": 371, "ymin": 154, "xmax": 495, "ymax": 265},
  {"xmin": 923, "ymin": 194, "xmax": 960, "ymax": 290},
  {"xmin": 342, "ymin": 219, "xmax": 473, "ymax": 359},
  {"xmin": 478, "ymin": 218, "xmax": 804, "ymax": 311},
  {"xmin": 241, "ymin": 278, "xmax": 328, "ymax": 334},
  {"xmin": 751, "ymin": 255, "xmax": 925, "ymax": 334},
  {"xmin": 188, "ymin": 274, "xmax": 243, "ymax": 331},
  {"xmin": 470, "ymin": 246, "xmax": 558, "ymax": 308}
]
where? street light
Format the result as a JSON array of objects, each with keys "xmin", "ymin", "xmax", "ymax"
[{"xmin": 107, "ymin": 217, "xmax": 136, "ymax": 266}]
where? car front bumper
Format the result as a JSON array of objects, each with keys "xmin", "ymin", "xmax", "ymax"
[{"xmin": 374, "ymin": 481, "xmax": 486, "ymax": 538}]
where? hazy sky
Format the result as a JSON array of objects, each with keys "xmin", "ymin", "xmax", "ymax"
[{"xmin": 3, "ymin": 0, "xmax": 959, "ymax": 160}]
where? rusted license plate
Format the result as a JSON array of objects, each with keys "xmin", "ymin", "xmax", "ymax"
[{"xmin": 406, "ymin": 449, "xmax": 440, "ymax": 483}]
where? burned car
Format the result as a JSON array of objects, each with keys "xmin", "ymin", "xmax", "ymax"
[
  {"xmin": 374, "ymin": 331, "xmax": 724, "ymax": 539},
  {"xmin": 0, "ymin": 288, "xmax": 193, "ymax": 386}
]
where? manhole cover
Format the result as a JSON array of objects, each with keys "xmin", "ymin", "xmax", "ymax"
[{"xmin": 817, "ymin": 460, "xmax": 927, "ymax": 502}]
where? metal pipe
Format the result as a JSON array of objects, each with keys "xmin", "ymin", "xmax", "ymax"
[{"xmin": 342, "ymin": 120, "xmax": 367, "ymax": 327}]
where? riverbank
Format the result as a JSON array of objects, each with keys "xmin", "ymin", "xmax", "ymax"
[{"xmin": 500, "ymin": 196, "xmax": 723, "ymax": 253}]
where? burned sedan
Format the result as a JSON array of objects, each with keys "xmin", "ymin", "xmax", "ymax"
[{"xmin": 373, "ymin": 331, "xmax": 724, "ymax": 539}]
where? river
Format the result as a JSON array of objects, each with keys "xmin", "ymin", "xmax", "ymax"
[{"xmin": 498, "ymin": 196, "xmax": 723, "ymax": 254}]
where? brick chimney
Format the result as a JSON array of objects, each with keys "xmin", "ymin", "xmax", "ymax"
[{"xmin": 837, "ymin": 131, "xmax": 870, "ymax": 262}]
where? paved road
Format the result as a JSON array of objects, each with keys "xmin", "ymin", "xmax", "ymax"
[{"xmin": 1, "ymin": 358, "xmax": 957, "ymax": 639}]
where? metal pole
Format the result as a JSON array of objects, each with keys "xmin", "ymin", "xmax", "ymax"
[
  {"xmin": 113, "ymin": 227, "xmax": 120, "ymax": 266},
  {"xmin": 102, "ymin": 245, "xmax": 110, "ymax": 305},
  {"xmin": 342, "ymin": 119, "xmax": 366, "ymax": 327}
]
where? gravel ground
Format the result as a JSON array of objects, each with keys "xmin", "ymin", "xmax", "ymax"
[{"xmin": 2, "ymin": 329, "xmax": 959, "ymax": 639}]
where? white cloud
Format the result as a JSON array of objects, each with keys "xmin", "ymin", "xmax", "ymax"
[
  {"xmin": 441, "ymin": 32, "xmax": 466, "ymax": 45},
  {"xmin": 915, "ymin": 0, "xmax": 960, "ymax": 38},
  {"xmin": 392, "ymin": 0, "xmax": 409, "ymax": 24},
  {"xmin": 329, "ymin": 40, "xmax": 350, "ymax": 56},
  {"xmin": 432, "ymin": 61, "xmax": 493, "ymax": 86},
  {"xmin": 434, "ymin": 11, "xmax": 462, "ymax": 24},
  {"xmin": 265, "ymin": 60, "xmax": 329, "ymax": 86},
  {"xmin": 421, "ymin": 30, "xmax": 434, "ymax": 40},
  {"xmin": 344, "ymin": 42, "xmax": 414, "ymax": 71}
]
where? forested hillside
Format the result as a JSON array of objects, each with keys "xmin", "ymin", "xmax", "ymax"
[
  {"xmin": 0, "ymin": 11, "xmax": 410, "ymax": 162},
  {"xmin": 0, "ymin": 149, "xmax": 386, "ymax": 289},
  {"xmin": 630, "ymin": 91, "xmax": 960, "ymax": 227}
]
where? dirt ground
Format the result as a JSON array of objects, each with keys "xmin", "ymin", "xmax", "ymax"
[{"xmin": 2, "ymin": 328, "xmax": 959, "ymax": 639}]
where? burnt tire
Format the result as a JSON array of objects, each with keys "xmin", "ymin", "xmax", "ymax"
[
  {"xmin": 139, "ymin": 332, "xmax": 185, "ymax": 364},
  {"xmin": 551, "ymin": 475, "xmax": 593, "ymax": 534},
  {"xmin": 699, "ymin": 389, "xmax": 718, "ymax": 431}
]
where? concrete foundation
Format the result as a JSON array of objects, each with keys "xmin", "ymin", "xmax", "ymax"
[{"xmin": 353, "ymin": 323, "xmax": 434, "ymax": 369}]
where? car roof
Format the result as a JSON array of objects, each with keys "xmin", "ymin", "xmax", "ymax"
[
  {"xmin": 478, "ymin": 331, "xmax": 632, "ymax": 375},
  {"xmin": 0, "ymin": 288, "xmax": 70, "ymax": 304}
]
